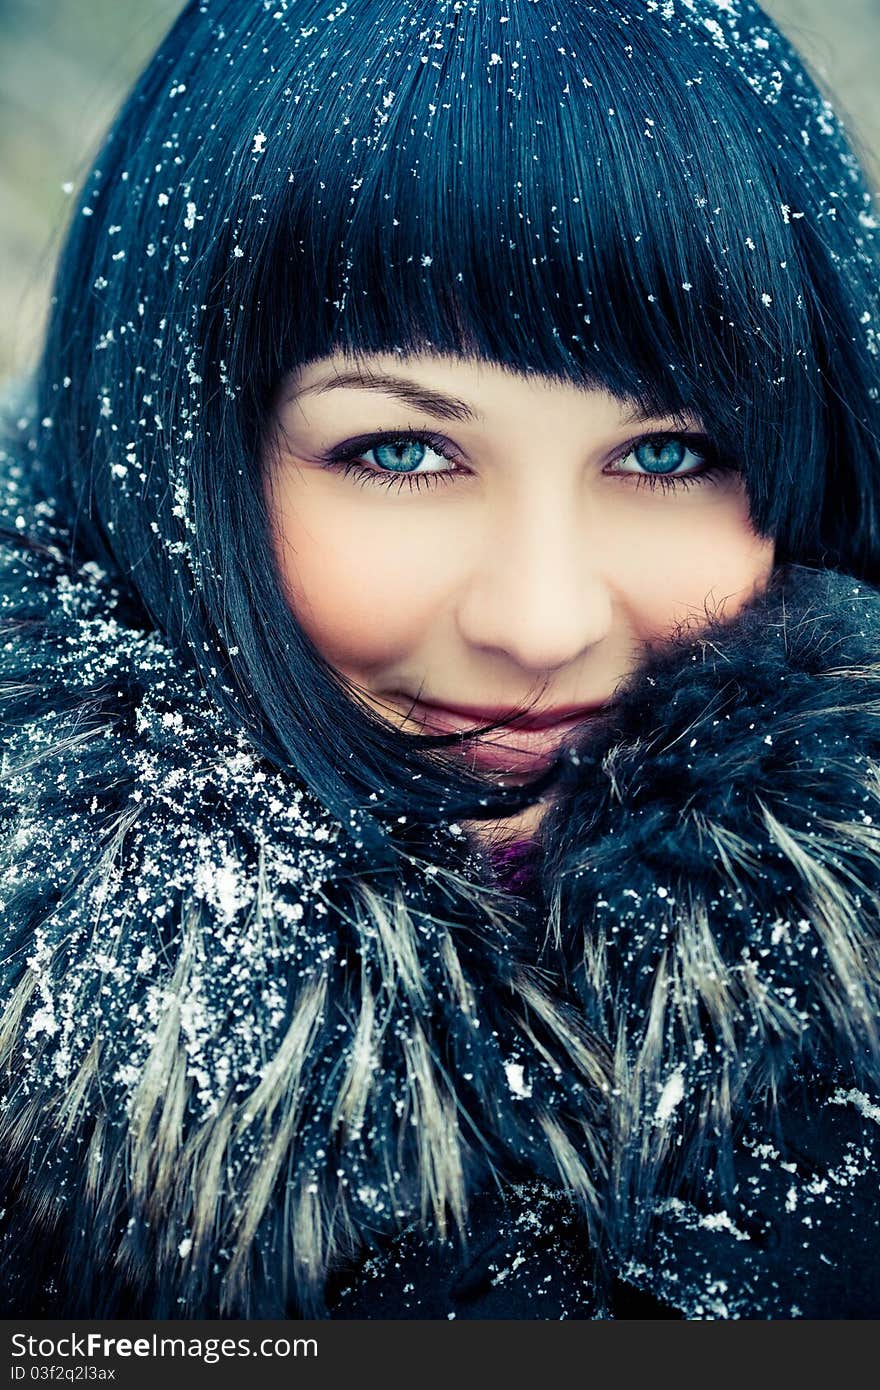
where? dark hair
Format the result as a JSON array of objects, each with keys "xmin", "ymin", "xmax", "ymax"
[{"xmin": 26, "ymin": 0, "xmax": 880, "ymax": 847}]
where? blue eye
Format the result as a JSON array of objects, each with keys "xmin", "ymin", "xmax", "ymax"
[
  {"xmin": 621, "ymin": 436, "xmax": 704, "ymax": 476},
  {"xmin": 637, "ymin": 438, "xmax": 687, "ymax": 471},
  {"xmin": 322, "ymin": 430, "xmax": 461, "ymax": 491},
  {"xmin": 370, "ymin": 440, "xmax": 451, "ymax": 473}
]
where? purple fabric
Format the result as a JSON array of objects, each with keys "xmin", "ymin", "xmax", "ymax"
[{"xmin": 487, "ymin": 837, "xmax": 539, "ymax": 895}]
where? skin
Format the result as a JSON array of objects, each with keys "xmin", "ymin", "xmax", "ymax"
[{"xmin": 263, "ymin": 351, "xmax": 776, "ymax": 843}]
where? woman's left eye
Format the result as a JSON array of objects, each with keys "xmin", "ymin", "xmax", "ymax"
[{"xmin": 609, "ymin": 434, "xmax": 719, "ymax": 491}]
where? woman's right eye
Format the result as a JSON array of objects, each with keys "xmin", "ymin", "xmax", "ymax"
[
  {"xmin": 321, "ymin": 432, "xmax": 463, "ymax": 491},
  {"xmin": 360, "ymin": 439, "xmax": 456, "ymax": 474}
]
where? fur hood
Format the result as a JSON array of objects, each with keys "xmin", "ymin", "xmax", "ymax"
[{"xmin": 3, "ymin": 451, "xmax": 880, "ymax": 1318}]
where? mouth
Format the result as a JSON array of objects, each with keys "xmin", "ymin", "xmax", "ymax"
[{"xmin": 395, "ymin": 696, "xmax": 607, "ymax": 773}]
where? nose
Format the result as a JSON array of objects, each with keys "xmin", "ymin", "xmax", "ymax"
[{"xmin": 454, "ymin": 489, "xmax": 614, "ymax": 673}]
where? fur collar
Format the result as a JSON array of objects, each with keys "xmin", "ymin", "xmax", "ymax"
[{"xmin": 2, "ymin": 458, "xmax": 880, "ymax": 1316}]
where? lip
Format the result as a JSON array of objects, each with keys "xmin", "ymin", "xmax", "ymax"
[
  {"xmin": 397, "ymin": 696, "xmax": 607, "ymax": 773},
  {"xmin": 403, "ymin": 697, "xmax": 608, "ymax": 731}
]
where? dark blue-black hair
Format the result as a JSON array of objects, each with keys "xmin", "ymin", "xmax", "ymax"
[{"xmin": 23, "ymin": 0, "xmax": 880, "ymax": 845}]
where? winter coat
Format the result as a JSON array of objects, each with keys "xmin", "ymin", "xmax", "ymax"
[{"xmin": 2, "ymin": 443, "xmax": 880, "ymax": 1320}]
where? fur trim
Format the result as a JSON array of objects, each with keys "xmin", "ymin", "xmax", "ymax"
[
  {"xmin": 2, "ymin": 459, "xmax": 880, "ymax": 1316},
  {"xmin": 540, "ymin": 562, "xmax": 880, "ymax": 1255}
]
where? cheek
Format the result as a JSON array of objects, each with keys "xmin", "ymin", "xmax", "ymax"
[
  {"xmin": 266, "ymin": 474, "xmax": 459, "ymax": 672},
  {"xmin": 611, "ymin": 487, "xmax": 776, "ymax": 639}
]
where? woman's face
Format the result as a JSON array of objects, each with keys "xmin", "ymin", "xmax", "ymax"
[{"xmin": 263, "ymin": 352, "xmax": 775, "ymax": 838}]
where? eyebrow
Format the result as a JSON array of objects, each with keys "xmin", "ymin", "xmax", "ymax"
[
  {"xmin": 292, "ymin": 370, "xmax": 481, "ymax": 423},
  {"xmin": 289, "ymin": 367, "xmax": 689, "ymax": 430}
]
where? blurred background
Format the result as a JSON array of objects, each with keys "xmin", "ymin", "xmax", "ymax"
[{"xmin": 1, "ymin": 0, "xmax": 878, "ymax": 384}]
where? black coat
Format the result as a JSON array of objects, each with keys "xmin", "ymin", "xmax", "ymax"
[{"xmin": 2, "ymin": 448, "xmax": 880, "ymax": 1319}]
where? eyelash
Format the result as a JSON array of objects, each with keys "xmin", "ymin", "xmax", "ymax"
[{"xmin": 321, "ymin": 428, "xmax": 732, "ymax": 495}]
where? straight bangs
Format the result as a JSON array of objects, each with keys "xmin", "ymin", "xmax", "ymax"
[{"xmin": 217, "ymin": 0, "xmax": 877, "ymax": 569}]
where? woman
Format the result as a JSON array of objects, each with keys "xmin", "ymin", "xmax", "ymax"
[{"xmin": 1, "ymin": 0, "xmax": 879, "ymax": 1318}]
